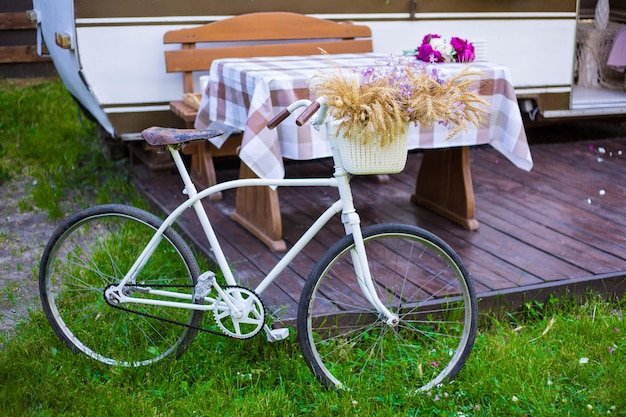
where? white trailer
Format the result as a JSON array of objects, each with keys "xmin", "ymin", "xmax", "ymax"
[{"xmin": 29, "ymin": 0, "xmax": 626, "ymax": 139}]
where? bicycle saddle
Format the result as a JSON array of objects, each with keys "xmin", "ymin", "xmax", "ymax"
[{"xmin": 141, "ymin": 126, "xmax": 223, "ymax": 146}]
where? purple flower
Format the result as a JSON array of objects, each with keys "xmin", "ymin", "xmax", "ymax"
[
  {"xmin": 415, "ymin": 34, "xmax": 447, "ymax": 63},
  {"xmin": 414, "ymin": 34, "xmax": 476, "ymax": 63},
  {"xmin": 422, "ymin": 33, "xmax": 441, "ymax": 44},
  {"xmin": 416, "ymin": 44, "xmax": 444, "ymax": 63},
  {"xmin": 451, "ymin": 37, "xmax": 475, "ymax": 62}
]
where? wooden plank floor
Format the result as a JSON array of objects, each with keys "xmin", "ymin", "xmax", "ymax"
[{"xmin": 132, "ymin": 123, "xmax": 626, "ymax": 320}]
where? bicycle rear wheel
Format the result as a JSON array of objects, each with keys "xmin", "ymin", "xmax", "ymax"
[
  {"xmin": 297, "ymin": 223, "xmax": 477, "ymax": 393},
  {"xmin": 39, "ymin": 204, "xmax": 202, "ymax": 366}
]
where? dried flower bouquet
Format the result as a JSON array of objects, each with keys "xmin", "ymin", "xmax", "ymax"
[{"xmin": 310, "ymin": 56, "xmax": 487, "ymax": 147}]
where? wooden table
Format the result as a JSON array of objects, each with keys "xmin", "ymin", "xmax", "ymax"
[{"xmin": 195, "ymin": 53, "xmax": 533, "ymax": 250}]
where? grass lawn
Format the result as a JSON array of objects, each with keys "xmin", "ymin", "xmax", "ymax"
[{"xmin": 1, "ymin": 294, "xmax": 624, "ymax": 416}]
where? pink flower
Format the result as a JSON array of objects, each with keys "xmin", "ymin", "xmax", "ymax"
[{"xmin": 451, "ymin": 37, "xmax": 476, "ymax": 62}]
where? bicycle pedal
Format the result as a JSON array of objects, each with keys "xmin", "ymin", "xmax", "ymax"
[
  {"xmin": 265, "ymin": 327, "xmax": 290, "ymax": 342},
  {"xmin": 194, "ymin": 271, "xmax": 215, "ymax": 300}
]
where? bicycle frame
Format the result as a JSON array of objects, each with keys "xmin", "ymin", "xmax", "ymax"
[{"xmin": 106, "ymin": 99, "xmax": 399, "ymax": 328}]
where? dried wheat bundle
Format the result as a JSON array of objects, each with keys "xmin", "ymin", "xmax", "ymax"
[
  {"xmin": 311, "ymin": 58, "xmax": 488, "ymax": 145},
  {"xmin": 405, "ymin": 65, "xmax": 487, "ymax": 139},
  {"xmin": 311, "ymin": 70, "xmax": 406, "ymax": 146}
]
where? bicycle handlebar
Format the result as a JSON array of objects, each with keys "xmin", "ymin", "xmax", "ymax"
[
  {"xmin": 267, "ymin": 98, "xmax": 325, "ymax": 130},
  {"xmin": 295, "ymin": 101, "xmax": 321, "ymax": 126},
  {"xmin": 267, "ymin": 108, "xmax": 291, "ymax": 130}
]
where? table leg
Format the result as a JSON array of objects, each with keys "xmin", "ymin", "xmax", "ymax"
[
  {"xmin": 231, "ymin": 162, "xmax": 287, "ymax": 252},
  {"xmin": 183, "ymin": 142, "xmax": 221, "ymax": 201},
  {"xmin": 411, "ymin": 147, "xmax": 479, "ymax": 231},
  {"xmin": 182, "ymin": 136, "xmax": 243, "ymax": 201}
]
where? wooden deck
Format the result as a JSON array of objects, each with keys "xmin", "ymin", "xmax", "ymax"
[{"xmin": 132, "ymin": 121, "xmax": 626, "ymax": 320}]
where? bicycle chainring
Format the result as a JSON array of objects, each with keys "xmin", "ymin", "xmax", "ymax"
[{"xmin": 213, "ymin": 286, "xmax": 266, "ymax": 339}]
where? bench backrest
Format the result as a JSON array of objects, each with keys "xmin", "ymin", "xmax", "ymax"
[{"xmin": 164, "ymin": 12, "xmax": 373, "ymax": 94}]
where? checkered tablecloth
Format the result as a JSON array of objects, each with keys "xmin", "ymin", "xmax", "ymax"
[{"xmin": 195, "ymin": 53, "xmax": 532, "ymax": 179}]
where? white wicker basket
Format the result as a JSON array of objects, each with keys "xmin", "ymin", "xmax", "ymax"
[{"xmin": 332, "ymin": 124, "xmax": 409, "ymax": 175}]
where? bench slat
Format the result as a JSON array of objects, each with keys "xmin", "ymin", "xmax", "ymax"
[
  {"xmin": 164, "ymin": 12, "xmax": 371, "ymax": 44},
  {"xmin": 165, "ymin": 39, "xmax": 373, "ymax": 73}
]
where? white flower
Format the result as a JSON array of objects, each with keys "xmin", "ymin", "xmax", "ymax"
[
  {"xmin": 429, "ymin": 37, "xmax": 455, "ymax": 62},
  {"xmin": 512, "ymin": 395, "xmax": 519, "ymax": 402},
  {"xmin": 579, "ymin": 357, "xmax": 589, "ymax": 364}
]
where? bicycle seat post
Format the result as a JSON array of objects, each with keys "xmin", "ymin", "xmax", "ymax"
[
  {"xmin": 164, "ymin": 143, "xmax": 236, "ymax": 288},
  {"xmin": 168, "ymin": 145, "xmax": 199, "ymax": 198}
]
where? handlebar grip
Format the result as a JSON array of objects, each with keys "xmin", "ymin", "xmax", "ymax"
[
  {"xmin": 295, "ymin": 101, "xmax": 321, "ymax": 126},
  {"xmin": 267, "ymin": 108, "xmax": 291, "ymax": 130}
]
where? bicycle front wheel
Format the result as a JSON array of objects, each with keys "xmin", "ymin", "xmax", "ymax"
[
  {"xmin": 297, "ymin": 223, "xmax": 477, "ymax": 393},
  {"xmin": 39, "ymin": 204, "xmax": 202, "ymax": 366}
]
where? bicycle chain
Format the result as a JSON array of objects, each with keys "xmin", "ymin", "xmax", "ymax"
[{"xmin": 103, "ymin": 283, "xmax": 264, "ymax": 339}]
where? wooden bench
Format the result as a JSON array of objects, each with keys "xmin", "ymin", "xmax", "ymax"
[{"xmin": 163, "ymin": 12, "xmax": 372, "ymax": 205}]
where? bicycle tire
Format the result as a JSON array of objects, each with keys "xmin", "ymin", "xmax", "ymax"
[
  {"xmin": 297, "ymin": 223, "xmax": 477, "ymax": 393},
  {"xmin": 39, "ymin": 204, "xmax": 202, "ymax": 366}
]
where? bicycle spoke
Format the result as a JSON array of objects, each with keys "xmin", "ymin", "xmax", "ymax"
[
  {"xmin": 40, "ymin": 205, "xmax": 202, "ymax": 366},
  {"xmin": 298, "ymin": 224, "xmax": 477, "ymax": 393}
]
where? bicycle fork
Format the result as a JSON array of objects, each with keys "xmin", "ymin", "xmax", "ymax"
[
  {"xmin": 331, "ymin": 151, "xmax": 399, "ymax": 328},
  {"xmin": 341, "ymin": 209, "xmax": 400, "ymax": 328}
]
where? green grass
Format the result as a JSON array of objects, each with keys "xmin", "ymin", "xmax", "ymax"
[
  {"xmin": 0, "ymin": 78, "xmax": 140, "ymax": 218},
  {"xmin": 0, "ymin": 295, "xmax": 624, "ymax": 416},
  {"xmin": 1, "ymin": 78, "xmax": 625, "ymax": 415}
]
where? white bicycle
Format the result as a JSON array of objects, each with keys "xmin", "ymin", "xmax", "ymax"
[{"xmin": 39, "ymin": 98, "xmax": 478, "ymax": 393}]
